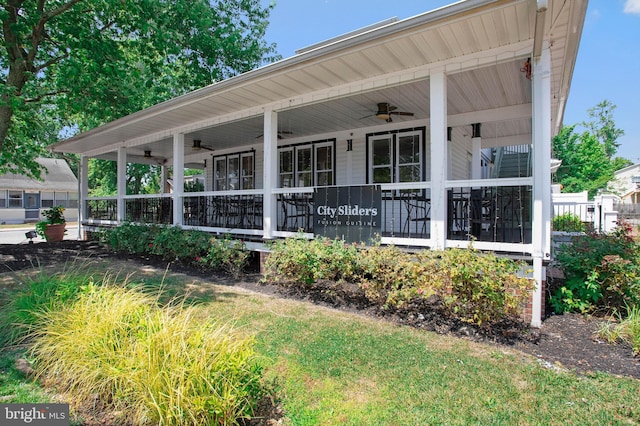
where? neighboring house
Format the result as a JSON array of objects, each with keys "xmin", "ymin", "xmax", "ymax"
[
  {"xmin": 608, "ymin": 163, "xmax": 640, "ymax": 204},
  {"xmin": 51, "ymin": 0, "xmax": 588, "ymax": 326},
  {"xmin": 0, "ymin": 158, "xmax": 78, "ymax": 224}
]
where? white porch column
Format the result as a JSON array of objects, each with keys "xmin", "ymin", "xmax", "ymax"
[
  {"xmin": 430, "ymin": 69, "xmax": 448, "ymax": 249},
  {"xmin": 471, "ymin": 123, "xmax": 482, "ymax": 180},
  {"xmin": 79, "ymin": 155, "xmax": 89, "ymax": 238},
  {"xmin": 531, "ymin": 41, "xmax": 552, "ymax": 327},
  {"xmin": 117, "ymin": 147, "xmax": 127, "ymax": 222},
  {"xmin": 173, "ymin": 133, "xmax": 185, "ymax": 226},
  {"xmin": 263, "ymin": 109, "xmax": 278, "ymax": 239}
]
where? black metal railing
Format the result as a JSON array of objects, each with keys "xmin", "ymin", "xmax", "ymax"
[
  {"xmin": 125, "ymin": 197, "xmax": 173, "ymax": 224},
  {"xmin": 183, "ymin": 194, "xmax": 263, "ymax": 230},
  {"xmin": 86, "ymin": 198, "xmax": 117, "ymax": 221},
  {"xmin": 277, "ymin": 193, "xmax": 314, "ymax": 232},
  {"xmin": 447, "ymin": 186, "xmax": 532, "ymax": 243},
  {"xmin": 379, "ymin": 190, "xmax": 431, "ymax": 239}
]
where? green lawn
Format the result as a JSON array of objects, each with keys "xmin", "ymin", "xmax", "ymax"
[{"xmin": 1, "ymin": 264, "xmax": 639, "ymax": 425}]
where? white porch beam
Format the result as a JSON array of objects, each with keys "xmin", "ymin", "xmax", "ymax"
[
  {"xmin": 531, "ymin": 41, "xmax": 552, "ymax": 328},
  {"xmin": 263, "ymin": 109, "xmax": 278, "ymax": 239},
  {"xmin": 430, "ymin": 69, "xmax": 448, "ymax": 250},
  {"xmin": 117, "ymin": 147, "xmax": 126, "ymax": 222},
  {"xmin": 172, "ymin": 133, "xmax": 185, "ymax": 226},
  {"xmin": 447, "ymin": 103, "xmax": 531, "ymax": 128},
  {"xmin": 481, "ymin": 134, "xmax": 532, "ymax": 149}
]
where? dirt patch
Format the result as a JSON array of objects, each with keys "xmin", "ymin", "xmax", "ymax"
[{"xmin": 1, "ymin": 240, "xmax": 638, "ymax": 383}]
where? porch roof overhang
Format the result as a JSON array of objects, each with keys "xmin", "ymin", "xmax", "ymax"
[{"xmin": 52, "ymin": 0, "xmax": 587, "ymax": 162}]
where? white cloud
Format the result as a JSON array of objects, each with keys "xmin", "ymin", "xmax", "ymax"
[{"xmin": 624, "ymin": 0, "xmax": 640, "ymax": 15}]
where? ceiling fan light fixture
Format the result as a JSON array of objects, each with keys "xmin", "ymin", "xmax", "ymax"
[{"xmin": 376, "ymin": 112, "xmax": 390, "ymax": 120}]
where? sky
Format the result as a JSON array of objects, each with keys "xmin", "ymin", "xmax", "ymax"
[{"xmin": 260, "ymin": 0, "xmax": 639, "ymax": 163}]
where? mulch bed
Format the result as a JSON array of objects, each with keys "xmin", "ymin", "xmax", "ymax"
[{"xmin": 1, "ymin": 240, "xmax": 638, "ymax": 380}]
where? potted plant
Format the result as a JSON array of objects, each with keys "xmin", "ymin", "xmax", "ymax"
[{"xmin": 35, "ymin": 205, "xmax": 67, "ymax": 242}]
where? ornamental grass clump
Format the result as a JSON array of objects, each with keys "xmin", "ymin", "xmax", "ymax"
[
  {"xmin": 0, "ymin": 264, "xmax": 104, "ymax": 346},
  {"xmin": 29, "ymin": 285, "xmax": 263, "ymax": 426}
]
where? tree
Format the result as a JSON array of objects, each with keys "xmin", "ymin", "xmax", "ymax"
[
  {"xmin": 553, "ymin": 100, "xmax": 631, "ymax": 198},
  {"xmin": 1, "ymin": 0, "xmax": 280, "ymax": 179},
  {"xmin": 582, "ymin": 100, "xmax": 625, "ymax": 160}
]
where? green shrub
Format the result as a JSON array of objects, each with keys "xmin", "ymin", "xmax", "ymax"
[
  {"xmin": 103, "ymin": 223, "xmax": 160, "ymax": 254},
  {"xmin": 357, "ymin": 245, "xmax": 441, "ymax": 307},
  {"xmin": 437, "ymin": 248, "xmax": 534, "ymax": 325},
  {"xmin": 263, "ymin": 236, "xmax": 360, "ymax": 285},
  {"xmin": 149, "ymin": 226, "xmax": 211, "ymax": 263},
  {"xmin": 103, "ymin": 224, "xmax": 250, "ymax": 276},
  {"xmin": 263, "ymin": 238, "xmax": 534, "ymax": 325},
  {"xmin": 29, "ymin": 285, "xmax": 263, "ymax": 426},
  {"xmin": 198, "ymin": 236, "xmax": 251, "ymax": 279},
  {"xmin": 552, "ymin": 212, "xmax": 586, "ymax": 232},
  {"xmin": 551, "ymin": 224, "xmax": 640, "ymax": 314}
]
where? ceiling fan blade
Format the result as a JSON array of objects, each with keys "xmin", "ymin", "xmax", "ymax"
[{"xmin": 391, "ymin": 111, "xmax": 414, "ymax": 116}]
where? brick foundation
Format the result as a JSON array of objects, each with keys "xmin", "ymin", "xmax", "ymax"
[{"xmin": 521, "ymin": 278, "xmax": 546, "ymax": 324}]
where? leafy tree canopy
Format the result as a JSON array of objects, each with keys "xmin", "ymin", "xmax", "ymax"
[
  {"xmin": 1, "ymin": 0, "xmax": 280, "ymax": 179},
  {"xmin": 552, "ymin": 100, "xmax": 631, "ymax": 198}
]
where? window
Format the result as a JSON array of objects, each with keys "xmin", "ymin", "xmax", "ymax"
[
  {"xmin": 296, "ymin": 147, "xmax": 312, "ymax": 187},
  {"xmin": 278, "ymin": 139, "xmax": 335, "ymax": 187},
  {"xmin": 368, "ymin": 129, "xmax": 424, "ymax": 184},
  {"xmin": 9, "ymin": 191, "xmax": 22, "ymax": 208},
  {"xmin": 42, "ymin": 192, "xmax": 54, "ymax": 208},
  {"xmin": 213, "ymin": 151, "xmax": 255, "ymax": 191},
  {"xmin": 279, "ymin": 149, "xmax": 293, "ymax": 188},
  {"xmin": 315, "ymin": 143, "xmax": 333, "ymax": 187},
  {"xmin": 241, "ymin": 153, "xmax": 255, "ymax": 189},
  {"xmin": 69, "ymin": 192, "xmax": 79, "ymax": 208},
  {"xmin": 0, "ymin": 190, "xmax": 6, "ymax": 208},
  {"xmin": 55, "ymin": 192, "xmax": 69, "ymax": 208}
]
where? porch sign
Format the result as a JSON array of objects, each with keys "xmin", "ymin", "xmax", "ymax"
[{"xmin": 314, "ymin": 185, "xmax": 381, "ymax": 243}]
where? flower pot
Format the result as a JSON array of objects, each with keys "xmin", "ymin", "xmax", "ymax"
[{"xmin": 43, "ymin": 223, "xmax": 66, "ymax": 242}]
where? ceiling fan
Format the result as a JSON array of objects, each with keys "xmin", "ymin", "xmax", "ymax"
[
  {"xmin": 362, "ymin": 102, "xmax": 414, "ymax": 122},
  {"xmin": 191, "ymin": 139, "xmax": 215, "ymax": 151},
  {"xmin": 143, "ymin": 150, "xmax": 167, "ymax": 165},
  {"xmin": 255, "ymin": 130, "xmax": 293, "ymax": 140}
]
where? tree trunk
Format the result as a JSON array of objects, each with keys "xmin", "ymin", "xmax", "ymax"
[{"xmin": 0, "ymin": 103, "xmax": 15, "ymax": 154}]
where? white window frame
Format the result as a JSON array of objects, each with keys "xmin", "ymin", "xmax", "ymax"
[
  {"xmin": 213, "ymin": 151, "xmax": 255, "ymax": 191},
  {"xmin": 368, "ymin": 129, "xmax": 423, "ymax": 184},
  {"xmin": 8, "ymin": 190, "xmax": 22, "ymax": 208},
  {"xmin": 278, "ymin": 139, "xmax": 336, "ymax": 188}
]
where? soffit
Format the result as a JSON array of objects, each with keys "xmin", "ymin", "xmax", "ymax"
[{"xmin": 53, "ymin": 0, "xmax": 585, "ymax": 159}]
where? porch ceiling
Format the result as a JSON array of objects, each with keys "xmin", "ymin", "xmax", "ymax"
[{"xmin": 53, "ymin": 0, "xmax": 586, "ymax": 163}]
